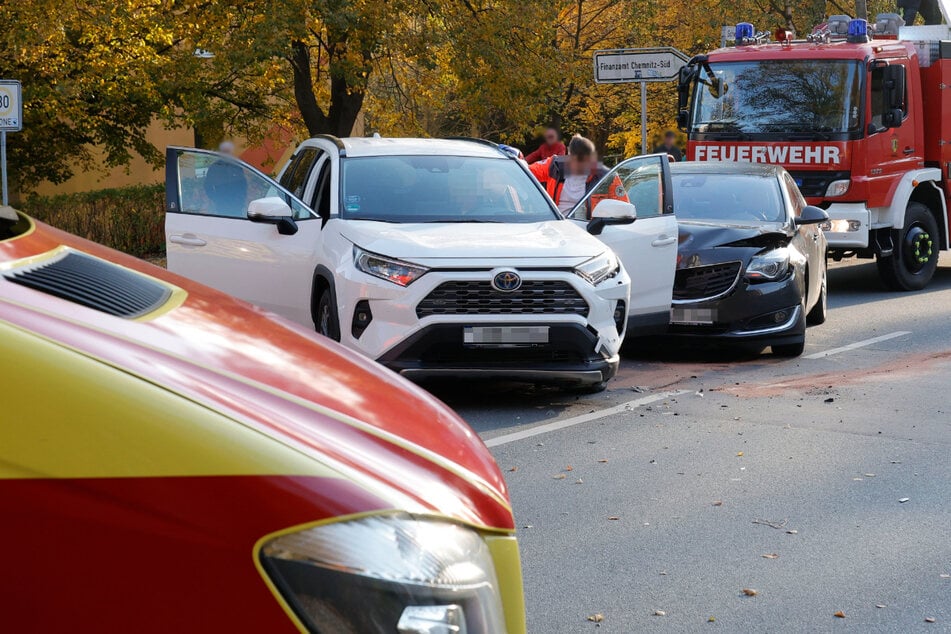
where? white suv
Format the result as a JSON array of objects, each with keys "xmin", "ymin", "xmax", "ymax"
[{"xmin": 164, "ymin": 137, "xmax": 675, "ymax": 389}]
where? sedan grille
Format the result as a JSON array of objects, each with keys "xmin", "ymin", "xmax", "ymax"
[
  {"xmin": 673, "ymin": 262, "xmax": 742, "ymax": 302},
  {"xmin": 417, "ymin": 280, "xmax": 589, "ymax": 318}
]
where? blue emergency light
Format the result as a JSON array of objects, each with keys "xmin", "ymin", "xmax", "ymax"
[
  {"xmin": 847, "ymin": 18, "xmax": 870, "ymax": 42},
  {"xmin": 735, "ymin": 22, "xmax": 755, "ymax": 45}
]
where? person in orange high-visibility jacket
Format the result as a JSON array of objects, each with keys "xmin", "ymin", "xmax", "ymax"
[{"xmin": 528, "ymin": 134, "xmax": 626, "ymax": 218}]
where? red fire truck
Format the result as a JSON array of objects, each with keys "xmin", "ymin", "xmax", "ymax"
[{"xmin": 677, "ymin": 14, "xmax": 951, "ymax": 290}]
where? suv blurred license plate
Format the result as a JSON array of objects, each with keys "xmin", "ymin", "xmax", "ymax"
[
  {"xmin": 670, "ymin": 308, "xmax": 716, "ymax": 325},
  {"xmin": 464, "ymin": 326, "xmax": 549, "ymax": 345}
]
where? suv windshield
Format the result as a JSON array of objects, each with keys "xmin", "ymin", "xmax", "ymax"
[
  {"xmin": 691, "ymin": 60, "xmax": 863, "ymax": 136},
  {"xmin": 672, "ymin": 172, "xmax": 786, "ymax": 224},
  {"xmin": 340, "ymin": 155, "xmax": 558, "ymax": 223}
]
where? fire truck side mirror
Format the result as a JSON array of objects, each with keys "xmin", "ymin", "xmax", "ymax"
[{"xmin": 881, "ymin": 65, "xmax": 906, "ymax": 128}]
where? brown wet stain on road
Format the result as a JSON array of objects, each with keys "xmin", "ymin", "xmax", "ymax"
[{"xmin": 714, "ymin": 349, "xmax": 951, "ymax": 398}]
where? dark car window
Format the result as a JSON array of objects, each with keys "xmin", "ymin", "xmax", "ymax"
[
  {"xmin": 783, "ymin": 173, "xmax": 806, "ymax": 217},
  {"xmin": 672, "ymin": 172, "xmax": 785, "ymax": 223},
  {"xmin": 280, "ymin": 148, "xmax": 321, "ymax": 199}
]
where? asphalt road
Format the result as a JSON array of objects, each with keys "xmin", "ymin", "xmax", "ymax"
[{"xmin": 428, "ymin": 256, "xmax": 951, "ymax": 633}]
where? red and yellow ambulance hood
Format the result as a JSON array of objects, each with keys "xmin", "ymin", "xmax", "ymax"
[{"xmin": 0, "ymin": 213, "xmax": 521, "ymax": 632}]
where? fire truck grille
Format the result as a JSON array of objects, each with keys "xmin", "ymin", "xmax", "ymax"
[
  {"xmin": 417, "ymin": 280, "xmax": 589, "ymax": 318},
  {"xmin": 673, "ymin": 262, "xmax": 742, "ymax": 301},
  {"xmin": 787, "ymin": 170, "xmax": 851, "ymax": 198}
]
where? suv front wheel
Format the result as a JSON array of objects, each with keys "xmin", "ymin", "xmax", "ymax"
[{"xmin": 316, "ymin": 291, "xmax": 341, "ymax": 341}]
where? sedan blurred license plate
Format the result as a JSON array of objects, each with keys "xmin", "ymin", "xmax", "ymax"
[
  {"xmin": 464, "ymin": 326, "xmax": 549, "ymax": 345},
  {"xmin": 670, "ymin": 307, "xmax": 716, "ymax": 325}
]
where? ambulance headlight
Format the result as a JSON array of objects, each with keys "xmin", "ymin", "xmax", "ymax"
[{"xmin": 260, "ymin": 514, "xmax": 506, "ymax": 633}]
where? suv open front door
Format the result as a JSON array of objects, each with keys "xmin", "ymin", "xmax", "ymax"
[
  {"xmin": 164, "ymin": 147, "xmax": 322, "ymax": 326},
  {"xmin": 567, "ymin": 154, "xmax": 678, "ymax": 335}
]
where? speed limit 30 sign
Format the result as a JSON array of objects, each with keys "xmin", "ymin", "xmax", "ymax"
[{"xmin": 0, "ymin": 81, "xmax": 22, "ymax": 132}]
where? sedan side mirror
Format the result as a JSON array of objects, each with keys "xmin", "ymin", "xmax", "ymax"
[
  {"xmin": 587, "ymin": 199, "xmax": 637, "ymax": 236},
  {"xmin": 795, "ymin": 205, "xmax": 829, "ymax": 226},
  {"xmin": 248, "ymin": 197, "xmax": 299, "ymax": 235}
]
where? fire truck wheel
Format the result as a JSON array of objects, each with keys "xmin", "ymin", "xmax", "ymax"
[
  {"xmin": 876, "ymin": 202, "xmax": 939, "ymax": 291},
  {"xmin": 806, "ymin": 260, "xmax": 827, "ymax": 326}
]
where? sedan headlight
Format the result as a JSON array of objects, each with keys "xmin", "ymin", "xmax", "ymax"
[
  {"xmin": 354, "ymin": 247, "xmax": 428, "ymax": 287},
  {"xmin": 575, "ymin": 251, "xmax": 620, "ymax": 286},
  {"xmin": 260, "ymin": 514, "xmax": 506, "ymax": 633},
  {"xmin": 746, "ymin": 248, "xmax": 790, "ymax": 281}
]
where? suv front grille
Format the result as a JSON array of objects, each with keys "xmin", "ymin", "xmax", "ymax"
[
  {"xmin": 673, "ymin": 262, "xmax": 742, "ymax": 302},
  {"xmin": 417, "ymin": 280, "xmax": 589, "ymax": 318}
]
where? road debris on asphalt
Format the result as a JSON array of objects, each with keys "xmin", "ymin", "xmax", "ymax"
[
  {"xmin": 834, "ymin": 611, "xmax": 846, "ymax": 618},
  {"xmin": 753, "ymin": 517, "xmax": 788, "ymax": 529},
  {"xmin": 587, "ymin": 613, "xmax": 604, "ymax": 623},
  {"xmin": 742, "ymin": 588, "xmax": 758, "ymax": 596}
]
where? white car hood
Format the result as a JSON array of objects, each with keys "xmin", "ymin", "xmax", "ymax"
[{"xmin": 340, "ymin": 220, "xmax": 605, "ymax": 267}]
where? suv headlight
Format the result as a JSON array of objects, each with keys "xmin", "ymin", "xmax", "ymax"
[
  {"xmin": 354, "ymin": 246, "xmax": 428, "ymax": 286},
  {"xmin": 745, "ymin": 248, "xmax": 790, "ymax": 281},
  {"xmin": 575, "ymin": 251, "xmax": 620, "ymax": 286},
  {"xmin": 260, "ymin": 514, "xmax": 506, "ymax": 633}
]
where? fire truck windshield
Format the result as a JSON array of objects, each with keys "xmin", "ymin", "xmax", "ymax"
[{"xmin": 690, "ymin": 60, "xmax": 863, "ymax": 138}]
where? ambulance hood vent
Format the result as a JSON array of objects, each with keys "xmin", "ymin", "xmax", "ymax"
[{"xmin": 4, "ymin": 250, "xmax": 172, "ymax": 319}]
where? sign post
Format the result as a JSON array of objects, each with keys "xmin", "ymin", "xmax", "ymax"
[
  {"xmin": 0, "ymin": 80, "xmax": 23, "ymax": 207},
  {"xmin": 593, "ymin": 48, "xmax": 688, "ymax": 154}
]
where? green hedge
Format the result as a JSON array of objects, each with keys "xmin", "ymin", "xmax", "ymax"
[{"xmin": 21, "ymin": 184, "xmax": 166, "ymax": 258}]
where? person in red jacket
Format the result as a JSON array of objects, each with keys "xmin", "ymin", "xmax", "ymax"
[
  {"xmin": 529, "ymin": 135, "xmax": 624, "ymax": 216},
  {"xmin": 524, "ymin": 127, "xmax": 567, "ymax": 164}
]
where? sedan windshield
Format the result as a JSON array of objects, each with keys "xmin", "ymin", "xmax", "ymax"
[
  {"xmin": 673, "ymin": 172, "xmax": 786, "ymax": 223},
  {"xmin": 691, "ymin": 60, "xmax": 863, "ymax": 136},
  {"xmin": 340, "ymin": 155, "xmax": 557, "ymax": 223}
]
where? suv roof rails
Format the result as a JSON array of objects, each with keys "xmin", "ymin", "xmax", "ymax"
[
  {"xmin": 314, "ymin": 134, "xmax": 347, "ymax": 154},
  {"xmin": 443, "ymin": 136, "xmax": 502, "ymax": 150}
]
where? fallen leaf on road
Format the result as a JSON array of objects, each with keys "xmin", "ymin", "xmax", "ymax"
[
  {"xmin": 653, "ymin": 610, "xmax": 666, "ymax": 616},
  {"xmin": 761, "ymin": 553, "xmax": 779, "ymax": 559},
  {"xmin": 598, "ymin": 459, "xmax": 609, "ymax": 463},
  {"xmin": 834, "ymin": 611, "xmax": 846, "ymax": 618},
  {"xmin": 899, "ymin": 497, "xmax": 910, "ymax": 503},
  {"xmin": 742, "ymin": 588, "xmax": 758, "ymax": 596},
  {"xmin": 508, "ymin": 466, "xmax": 518, "ymax": 472},
  {"xmin": 566, "ymin": 465, "xmax": 574, "ymax": 471},
  {"xmin": 737, "ymin": 451, "xmax": 744, "ymax": 457},
  {"xmin": 708, "ymin": 616, "xmax": 716, "ymax": 622},
  {"xmin": 587, "ymin": 613, "xmax": 604, "ymax": 623},
  {"xmin": 925, "ymin": 617, "xmax": 936, "ymax": 623},
  {"xmin": 712, "ymin": 500, "xmax": 723, "ymax": 506},
  {"xmin": 608, "ymin": 516, "xmax": 620, "ymax": 521},
  {"xmin": 553, "ymin": 474, "xmax": 567, "ymax": 480}
]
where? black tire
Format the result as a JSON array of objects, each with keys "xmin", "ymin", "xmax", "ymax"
[
  {"xmin": 876, "ymin": 202, "xmax": 939, "ymax": 291},
  {"xmin": 806, "ymin": 260, "xmax": 828, "ymax": 326},
  {"xmin": 316, "ymin": 291, "xmax": 341, "ymax": 341},
  {"xmin": 772, "ymin": 339, "xmax": 805, "ymax": 357}
]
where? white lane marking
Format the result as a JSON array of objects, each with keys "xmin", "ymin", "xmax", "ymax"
[
  {"xmin": 483, "ymin": 390, "xmax": 688, "ymax": 448},
  {"xmin": 804, "ymin": 331, "xmax": 912, "ymax": 360}
]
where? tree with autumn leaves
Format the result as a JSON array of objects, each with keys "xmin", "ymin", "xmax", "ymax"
[{"xmin": 0, "ymin": 0, "xmax": 901, "ymax": 189}]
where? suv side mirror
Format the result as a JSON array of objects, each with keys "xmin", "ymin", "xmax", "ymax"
[
  {"xmin": 587, "ymin": 199, "xmax": 637, "ymax": 235},
  {"xmin": 248, "ymin": 197, "xmax": 299, "ymax": 235},
  {"xmin": 795, "ymin": 205, "xmax": 829, "ymax": 226},
  {"xmin": 881, "ymin": 64, "xmax": 905, "ymax": 128}
]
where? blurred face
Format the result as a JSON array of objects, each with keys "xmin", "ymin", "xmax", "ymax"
[
  {"xmin": 567, "ymin": 152, "xmax": 596, "ymax": 176},
  {"xmin": 544, "ymin": 129, "xmax": 560, "ymax": 145},
  {"xmin": 663, "ymin": 135, "xmax": 676, "ymax": 147}
]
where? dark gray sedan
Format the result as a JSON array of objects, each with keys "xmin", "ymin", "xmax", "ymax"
[{"xmin": 666, "ymin": 162, "xmax": 829, "ymax": 357}]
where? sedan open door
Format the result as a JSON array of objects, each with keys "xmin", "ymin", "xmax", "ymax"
[{"xmin": 567, "ymin": 154, "xmax": 678, "ymax": 335}]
